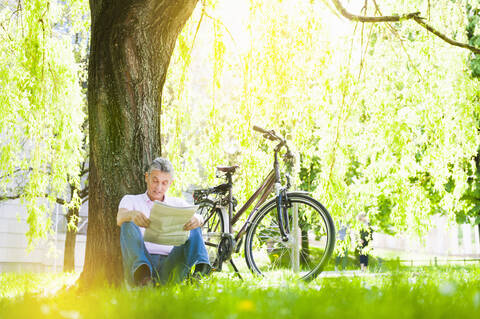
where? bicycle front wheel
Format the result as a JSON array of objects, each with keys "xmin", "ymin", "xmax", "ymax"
[{"xmin": 245, "ymin": 192, "xmax": 335, "ymax": 281}]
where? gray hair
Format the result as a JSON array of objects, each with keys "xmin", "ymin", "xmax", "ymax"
[{"xmin": 147, "ymin": 157, "xmax": 175, "ymax": 178}]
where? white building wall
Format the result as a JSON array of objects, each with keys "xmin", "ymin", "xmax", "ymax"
[
  {"xmin": 0, "ymin": 199, "xmax": 86, "ymax": 272},
  {"xmin": 372, "ymin": 214, "xmax": 480, "ymax": 258}
]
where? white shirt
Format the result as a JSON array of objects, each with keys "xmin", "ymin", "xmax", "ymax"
[{"xmin": 119, "ymin": 192, "xmax": 190, "ymax": 255}]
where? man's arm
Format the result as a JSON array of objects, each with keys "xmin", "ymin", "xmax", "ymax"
[{"xmin": 117, "ymin": 208, "xmax": 150, "ymax": 227}]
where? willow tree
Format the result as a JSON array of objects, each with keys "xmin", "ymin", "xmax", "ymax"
[
  {"xmin": 82, "ymin": 0, "xmax": 199, "ymax": 285},
  {"xmin": 0, "ymin": 0, "xmax": 86, "ymax": 261}
]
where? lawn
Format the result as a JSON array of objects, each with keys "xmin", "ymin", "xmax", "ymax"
[{"xmin": 1, "ymin": 266, "xmax": 479, "ymax": 319}]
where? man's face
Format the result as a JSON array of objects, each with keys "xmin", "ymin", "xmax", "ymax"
[{"xmin": 145, "ymin": 170, "xmax": 173, "ymax": 201}]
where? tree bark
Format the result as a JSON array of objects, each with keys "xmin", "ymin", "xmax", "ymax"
[
  {"xmin": 63, "ymin": 207, "xmax": 79, "ymax": 272},
  {"xmin": 81, "ymin": 0, "xmax": 198, "ymax": 286}
]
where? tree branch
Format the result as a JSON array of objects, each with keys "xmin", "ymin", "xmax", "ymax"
[
  {"xmin": 0, "ymin": 168, "xmax": 33, "ymax": 180},
  {"xmin": 331, "ymin": 0, "xmax": 420, "ymax": 22},
  {"xmin": 0, "ymin": 193, "xmax": 66, "ymax": 205},
  {"xmin": 78, "ymin": 186, "xmax": 89, "ymax": 199},
  {"xmin": 413, "ymin": 16, "xmax": 480, "ymax": 54},
  {"xmin": 80, "ymin": 167, "xmax": 89, "ymax": 177},
  {"xmin": 0, "ymin": 194, "xmax": 20, "ymax": 201},
  {"xmin": 331, "ymin": 0, "xmax": 480, "ymax": 55}
]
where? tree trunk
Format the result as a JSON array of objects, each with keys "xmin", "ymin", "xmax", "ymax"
[
  {"xmin": 64, "ymin": 207, "xmax": 79, "ymax": 272},
  {"xmin": 81, "ymin": 0, "xmax": 198, "ymax": 286}
]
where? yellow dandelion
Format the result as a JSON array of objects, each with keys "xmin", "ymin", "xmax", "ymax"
[{"xmin": 237, "ymin": 299, "xmax": 255, "ymax": 312}]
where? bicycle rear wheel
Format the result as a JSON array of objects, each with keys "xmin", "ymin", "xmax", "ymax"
[
  {"xmin": 197, "ymin": 200, "xmax": 224, "ymax": 269},
  {"xmin": 244, "ymin": 192, "xmax": 335, "ymax": 281}
]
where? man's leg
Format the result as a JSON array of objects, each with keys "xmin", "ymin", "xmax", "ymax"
[
  {"xmin": 158, "ymin": 227, "xmax": 211, "ymax": 284},
  {"xmin": 120, "ymin": 222, "xmax": 155, "ymax": 286}
]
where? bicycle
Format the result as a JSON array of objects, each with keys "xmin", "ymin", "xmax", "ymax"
[{"xmin": 193, "ymin": 126, "xmax": 335, "ymax": 281}]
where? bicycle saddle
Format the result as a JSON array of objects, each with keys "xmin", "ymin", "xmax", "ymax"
[{"xmin": 216, "ymin": 165, "xmax": 239, "ymax": 173}]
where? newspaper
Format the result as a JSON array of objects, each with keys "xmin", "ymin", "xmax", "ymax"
[{"xmin": 143, "ymin": 200, "xmax": 198, "ymax": 246}]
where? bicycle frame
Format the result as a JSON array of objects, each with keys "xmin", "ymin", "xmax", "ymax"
[
  {"xmin": 216, "ymin": 140, "xmax": 288, "ymax": 249},
  {"xmin": 231, "ymin": 169, "xmax": 276, "ymax": 242}
]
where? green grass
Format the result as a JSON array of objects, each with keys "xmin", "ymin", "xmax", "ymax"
[{"xmin": 1, "ymin": 266, "xmax": 480, "ymax": 319}]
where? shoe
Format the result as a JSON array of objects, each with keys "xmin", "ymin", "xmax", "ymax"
[
  {"xmin": 138, "ymin": 276, "xmax": 152, "ymax": 287},
  {"xmin": 134, "ymin": 264, "xmax": 152, "ymax": 287},
  {"xmin": 192, "ymin": 263, "xmax": 211, "ymax": 278}
]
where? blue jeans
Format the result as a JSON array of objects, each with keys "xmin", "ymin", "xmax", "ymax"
[{"xmin": 120, "ymin": 222, "xmax": 210, "ymax": 286}]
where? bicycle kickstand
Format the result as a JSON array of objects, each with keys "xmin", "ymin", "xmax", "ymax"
[{"xmin": 229, "ymin": 259, "xmax": 243, "ymax": 280}]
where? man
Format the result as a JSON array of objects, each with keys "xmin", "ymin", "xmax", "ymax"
[{"xmin": 117, "ymin": 157, "xmax": 211, "ymax": 286}]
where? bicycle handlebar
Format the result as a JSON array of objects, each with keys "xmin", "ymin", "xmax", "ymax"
[
  {"xmin": 253, "ymin": 125, "xmax": 270, "ymax": 134},
  {"xmin": 253, "ymin": 125, "xmax": 283, "ymax": 142},
  {"xmin": 253, "ymin": 125, "xmax": 294, "ymax": 163}
]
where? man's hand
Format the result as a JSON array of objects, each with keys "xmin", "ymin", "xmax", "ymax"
[
  {"xmin": 183, "ymin": 213, "xmax": 204, "ymax": 231},
  {"xmin": 131, "ymin": 210, "xmax": 150, "ymax": 228},
  {"xmin": 117, "ymin": 208, "xmax": 150, "ymax": 227}
]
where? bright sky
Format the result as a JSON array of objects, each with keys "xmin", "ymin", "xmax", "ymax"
[{"xmin": 212, "ymin": 0, "xmax": 358, "ymax": 51}]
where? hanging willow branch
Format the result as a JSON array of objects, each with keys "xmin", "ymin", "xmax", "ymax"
[{"xmin": 331, "ymin": 0, "xmax": 480, "ymax": 55}]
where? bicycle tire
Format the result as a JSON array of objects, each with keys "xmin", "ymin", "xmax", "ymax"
[
  {"xmin": 197, "ymin": 200, "xmax": 225, "ymax": 269},
  {"xmin": 244, "ymin": 192, "xmax": 335, "ymax": 281}
]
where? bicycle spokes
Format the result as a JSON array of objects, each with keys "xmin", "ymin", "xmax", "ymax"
[{"xmin": 198, "ymin": 203, "xmax": 225, "ymax": 269}]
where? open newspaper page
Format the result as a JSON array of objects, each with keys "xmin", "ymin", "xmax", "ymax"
[{"xmin": 144, "ymin": 201, "xmax": 198, "ymax": 246}]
